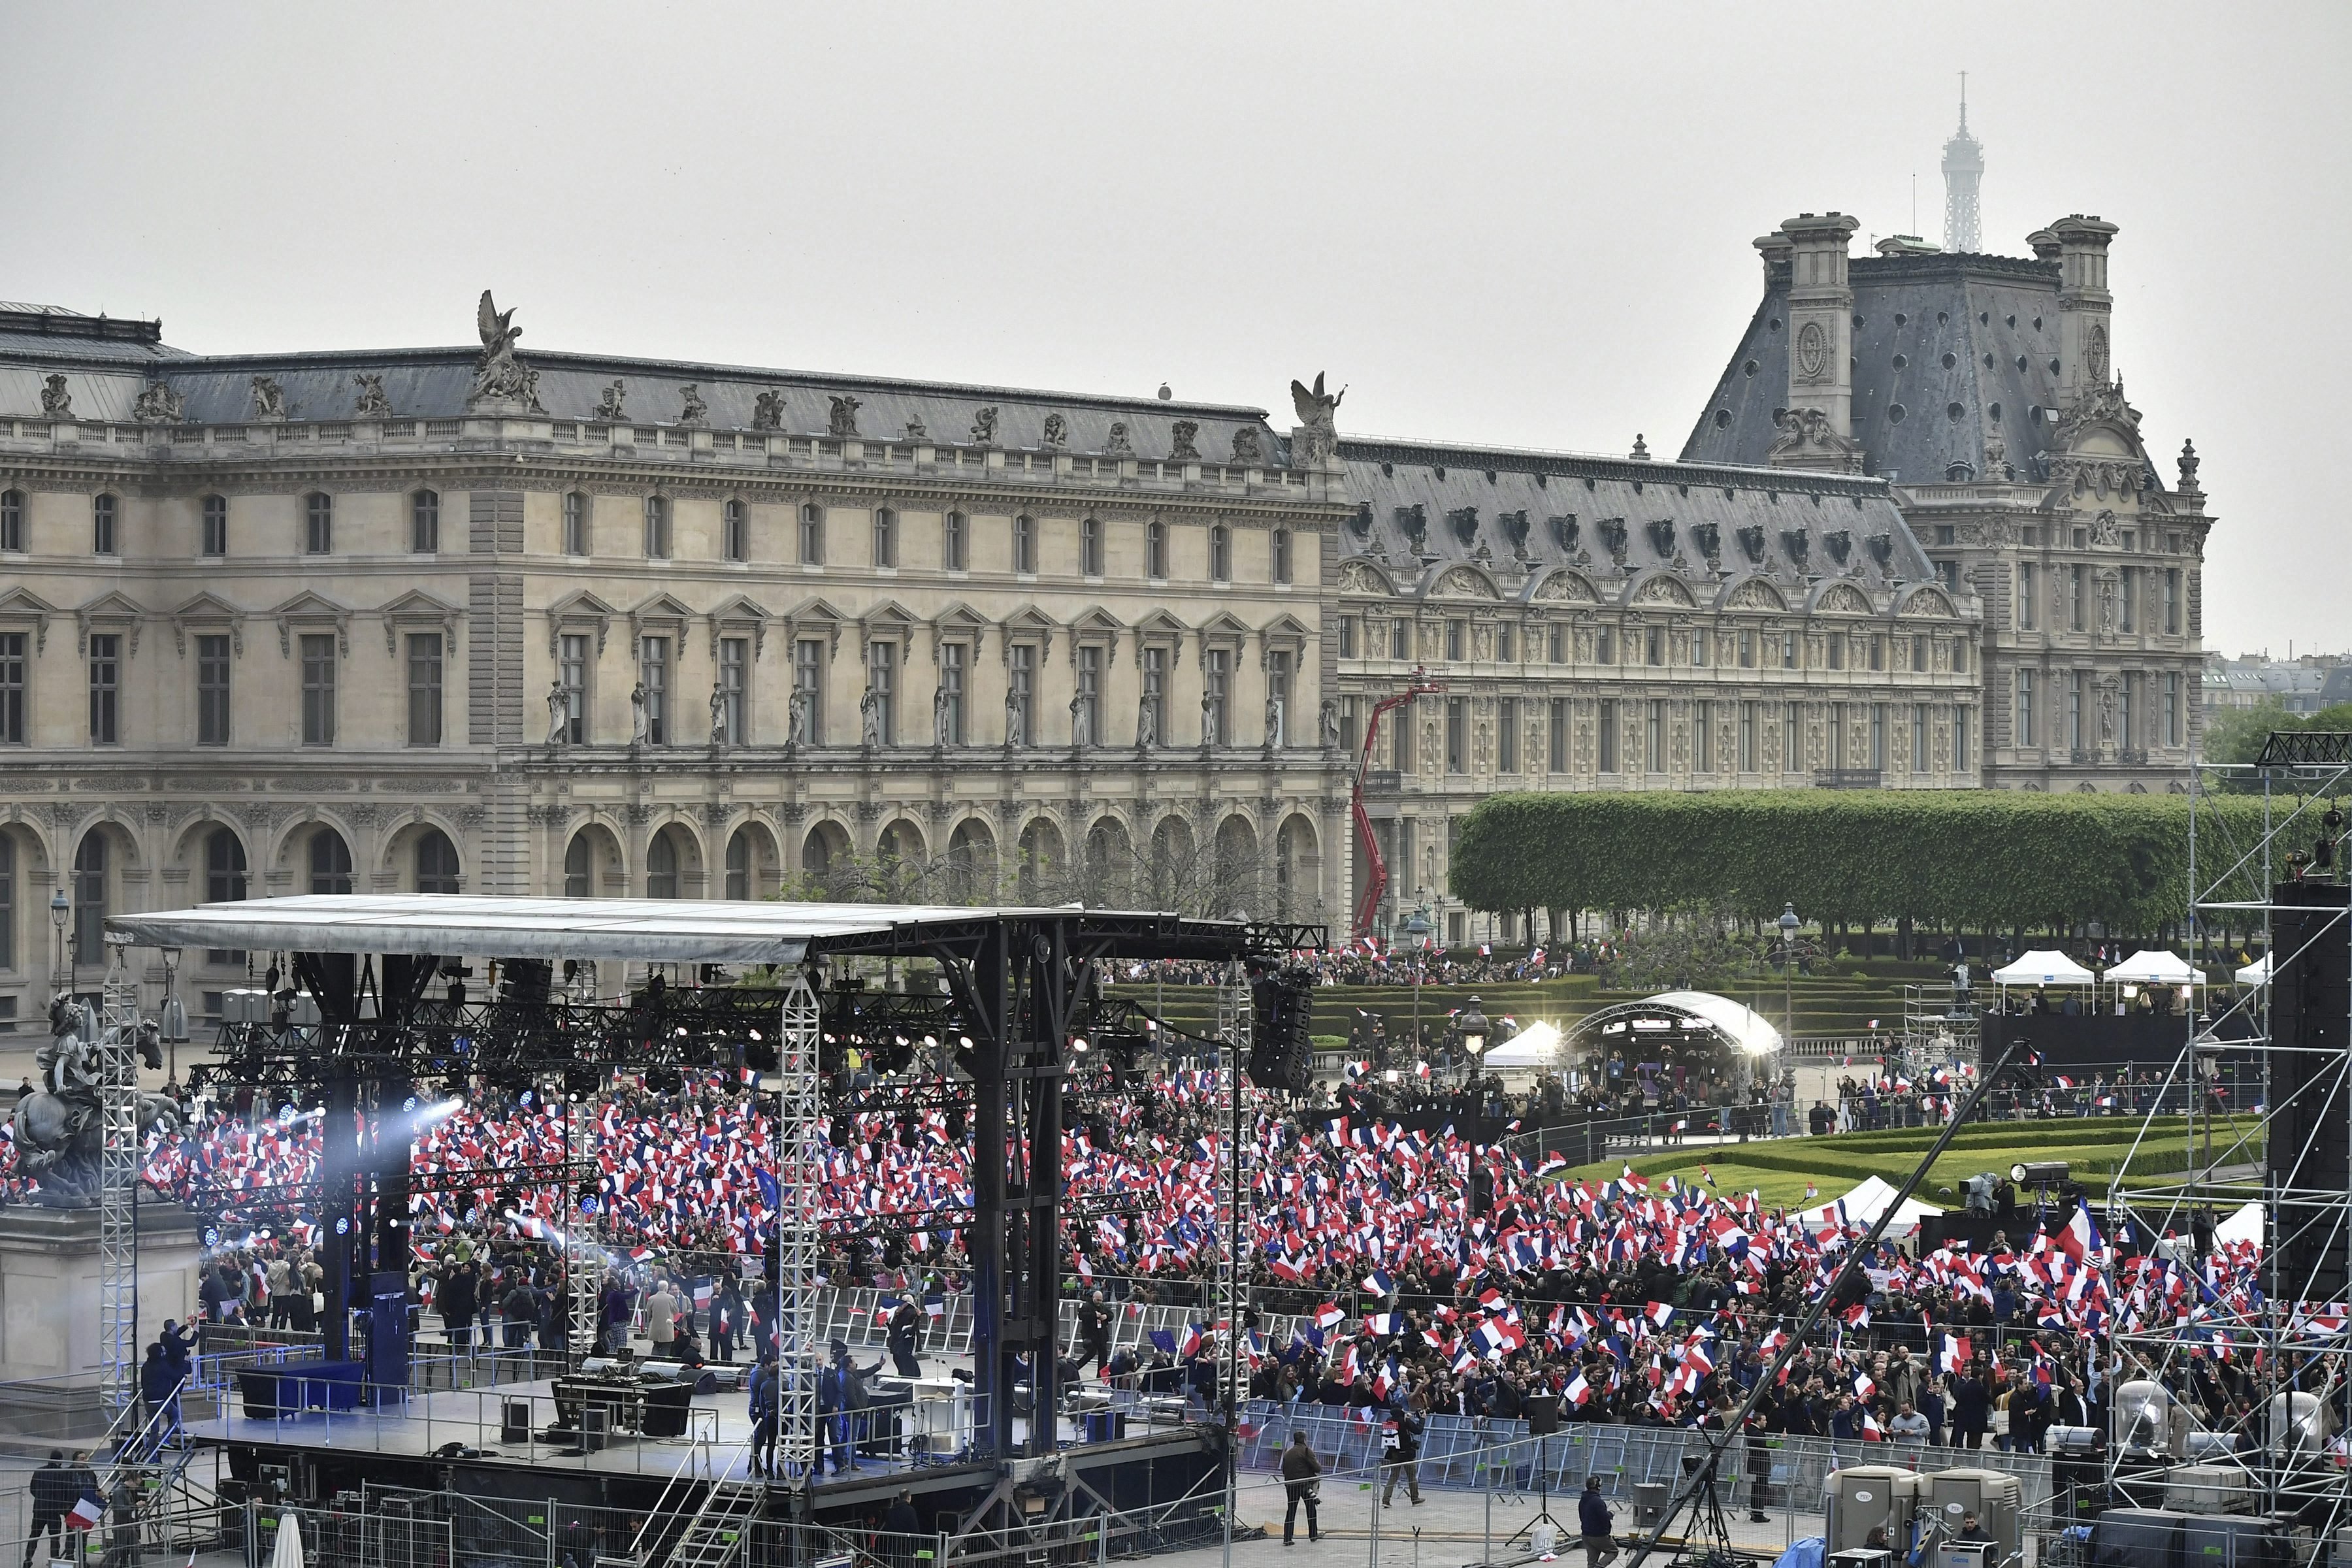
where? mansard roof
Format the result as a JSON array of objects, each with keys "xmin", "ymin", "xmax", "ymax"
[{"xmin": 1680, "ymin": 247, "xmax": 2076, "ymax": 483}]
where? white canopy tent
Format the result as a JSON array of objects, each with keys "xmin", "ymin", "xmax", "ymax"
[
  {"xmin": 2103, "ymin": 949, "xmax": 2207, "ymax": 987},
  {"xmin": 1991, "ymin": 949, "xmax": 2098, "ymax": 987},
  {"xmin": 1481, "ymin": 1019, "xmax": 1564, "ymax": 1070},
  {"xmin": 2235, "ymin": 954, "xmax": 2272, "ymax": 986},
  {"xmin": 1796, "ymin": 1175, "xmax": 1944, "ymax": 1237},
  {"xmin": 1647, "ymin": 990, "xmax": 1785, "ymax": 1056},
  {"xmin": 2213, "ymin": 1200, "xmax": 2265, "ymax": 1249}
]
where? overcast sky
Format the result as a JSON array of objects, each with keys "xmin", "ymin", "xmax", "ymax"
[{"xmin": 7, "ymin": 1, "xmax": 2342, "ymax": 655}]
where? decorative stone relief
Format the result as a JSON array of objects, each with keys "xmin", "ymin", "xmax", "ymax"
[
  {"xmin": 250, "ymin": 376, "xmax": 289, "ymax": 421},
  {"xmin": 39, "ymin": 375, "xmax": 71, "ymax": 417},
  {"xmin": 1041, "ymin": 413, "xmax": 1068, "ymax": 449},
  {"xmin": 132, "ymin": 380, "xmax": 184, "ymax": 423},
  {"xmin": 351, "ymin": 374, "xmax": 393, "ymax": 418},
  {"xmin": 1169, "ymin": 421, "xmax": 1200, "ymax": 461},
  {"xmin": 827, "ymin": 395, "xmax": 859, "ymax": 438},
  {"xmin": 679, "ymin": 385, "xmax": 710, "ymax": 425},
  {"xmin": 596, "ymin": 381, "xmax": 628, "ymax": 421},
  {"xmin": 970, "ymin": 406, "xmax": 998, "ymax": 445}
]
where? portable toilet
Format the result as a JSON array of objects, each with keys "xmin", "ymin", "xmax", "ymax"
[
  {"xmin": 1825, "ymin": 1467, "xmax": 1923, "ymax": 1554},
  {"xmin": 1919, "ymin": 1469, "xmax": 2025, "ymax": 1564}
]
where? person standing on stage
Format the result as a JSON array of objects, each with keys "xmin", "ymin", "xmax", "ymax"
[
  {"xmin": 646, "ymin": 1279, "xmax": 681, "ymax": 1360},
  {"xmin": 747, "ymin": 1353, "xmax": 779, "ymax": 1478},
  {"xmin": 885, "ymin": 1297, "xmax": 923, "ymax": 1379}
]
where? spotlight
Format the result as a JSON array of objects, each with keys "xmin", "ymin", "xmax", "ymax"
[{"xmin": 333, "ymin": 1217, "xmax": 350, "ymax": 1235}]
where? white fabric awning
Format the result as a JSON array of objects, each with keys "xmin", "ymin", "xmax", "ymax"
[
  {"xmin": 1648, "ymin": 990, "xmax": 1785, "ymax": 1056},
  {"xmin": 2103, "ymin": 949, "xmax": 2207, "ymax": 987},
  {"xmin": 1992, "ymin": 949, "xmax": 2098, "ymax": 987},
  {"xmin": 2236, "ymin": 955, "xmax": 2272, "ymax": 986},
  {"xmin": 106, "ymin": 892, "xmax": 1117, "ymax": 966},
  {"xmin": 1482, "ymin": 1019, "xmax": 1563, "ymax": 1068},
  {"xmin": 1797, "ymin": 1175, "xmax": 1943, "ymax": 1235}
]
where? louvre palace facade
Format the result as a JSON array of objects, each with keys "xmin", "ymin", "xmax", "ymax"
[{"xmin": 0, "ymin": 206, "xmax": 2214, "ymax": 1011}]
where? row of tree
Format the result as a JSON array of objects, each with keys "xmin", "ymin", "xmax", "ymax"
[{"xmin": 1448, "ymin": 789, "xmax": 2285, "ymax": 937}]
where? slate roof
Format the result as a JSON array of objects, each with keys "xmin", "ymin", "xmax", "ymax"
[
  {"xmin": 1679, "ymin": 250, "xmax": 2073, "ymax": 483},
  {"xmin": 1335, "ymin": 434, "xmax": 1937, "ymax": 598}
]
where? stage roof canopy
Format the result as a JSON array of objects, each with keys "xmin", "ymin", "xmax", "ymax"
[{"xmin": 109, "ymin": 893, "xmax": 1247, "ymax": 967}]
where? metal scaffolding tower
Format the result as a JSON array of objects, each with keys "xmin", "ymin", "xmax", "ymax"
[
  {"xmin": 1213, "ymin": 963, "xmax": 1253, "ymax": 1568},
  {"xmin": 2105, "ymin": 736, "xmax": 2352, "ymax": 1529},
  {"xmin": 98, "ymin": 955, "xmax": 144, "ymax": 1420},
  {"xmin": 565, "ymin": 1075, "xmax": 606, "ymax": 1356},
  {"xmin": 774, "ymin": 969, "xmax": 824, "ymax": 1490}
]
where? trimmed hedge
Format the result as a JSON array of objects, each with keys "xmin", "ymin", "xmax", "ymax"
[{"xmin": 1451, "ymin": 790, "xmax": 2266, "ymax": 933}]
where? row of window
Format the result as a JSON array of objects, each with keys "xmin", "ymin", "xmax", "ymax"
[
  {"xmin": 2012, "ymin": 669, "xmax": 2189, "ymax": 751},
  {"xmin": 2016, "ymin": 562, "xmax": 2185, "ymax": 636},
  {"xmin": 0, "ymin": 632, "xmax": 443, "ymax": 748},
  {"xmin": 1345, "ymin": 696, "xmax": 1974, "ymax": 777},
  {"xmin": 0, "ymin": 488, "xmax": 1295, "ymax": 583},
  {"xmin": 1339, "ymin": 617, "xmax": 1971, "ymax": 674}
]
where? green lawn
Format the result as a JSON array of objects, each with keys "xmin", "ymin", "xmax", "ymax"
[{"xmin": 1550, "ymin": 1117, "xmax": 2262, "ymax": 1213}]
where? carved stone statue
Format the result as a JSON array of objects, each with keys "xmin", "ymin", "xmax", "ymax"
[
  {"xmin": 132, "ymin": 380, "xmax": 184, "ymax": 423},
  {"xmin": 630, "ymin": 680, "xmax": 650, "ymax": 745},
  {"xmin": 1201, "ymin": 687, "xmax": 1218, "ymax": 745},
  {"xmin": 39, "ymin": 374, "xmax": 71, "ymax": 417},
  {"xmin": 2096, "ymin": 568, "xmax": 2119, "ymax": 636},
  {"xmin": 1004, "ymin": 686, "xmax": 1025, "ymax": 748},
  {"xmin": 595, "ymin": 381, "xmax": 627, "ymax": 421},
  {"xmin": 1135, "ymin": 696, "xmax": 1156, "ymax": 750},
  {"xmin": 10, "ymin": 1000, "xmax": 178, "ymax": 1206},
  {"xmin": 250, "ymin": 376, "xmax": 289, "ymax": 420},
  {"xmin": 860, "ymin": 686, "xmax": 883, "ymax": 748},
  {"xmin": 679, "ymin": 384, "xmax": 709, "ymax": 425},
  {"xmin": 1289, "ymin": 372, "xmax": 1345, "ymax": 468},
  {"xmin": 1169, "ymin": 421, "xmax": 1201, "ymax": 461},
  {"xmin": 751, "ymin": 389, "xmax": 785, "ymax": 431},
  {"xmin": 1105, "ymin": 421, "xmax": 1134, "ymax": 457},
  {"xmin": 710, "ymin": 685, "xmax": 728, "ymax": 746},
  {"xmin": 351, "ymin": 374, "xmax": 393, "ymax": 418},
  {"xmin": 2178, "ymin": 438, "xmax": 2202, "ymax": 493},
  {"xmin": 934, "ymin": 685, "xmax": 953, "ymax": 749},
  {"xmin": 1069, "ymin": 693, "xmax": 1090, "ymax": 747},
  {"xmin": 1264, "ymin": 693, "xmax": 1284, "ymax": 749},
  {"xmin": 904, "ymin": 419, "xmax": 927, "ymax": 440},
  {"xmin": 970, "ymin": 406, "xmax": 998, "ymax": 445},
  {"xmin": 467, "ymin": 289, "xmax": 542, "ymax": 411},
  {"xmin": 1318, "ymin": 697, "xmax": 1341, "ymax": 751},
  {"xmin": 1766, "ymin": 407, "xmax": 1863, "ymax": 474},
  {"xmin": 1042, "ymin": 413, "xmax": 1068, "ymax": 449},
  {"xmin": 786, "ymin": 687, "xmax": 811, "ymax": 747},
  {"xmin": 1230, "ymin": 427, "xmax": 1264, "ymax": 466},
  {"xmin": 547, "ymin": 679, "xmax": 569, "ymax": 745},
  {"xmin": 2090, "ymin": 510, "xmax": 2121, "ymax": 547},
  {"xmin": 2097, "ymin": 676, "xmax": 2119, "ymax": 744},
  {"xmin": 828, "ymin": 395, "xmax": 860, "ymax": 438}
]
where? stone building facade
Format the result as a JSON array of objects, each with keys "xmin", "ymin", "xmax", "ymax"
[
  {"xmin": 0, "ymin": 301, "xmax": 1350, "ymax": 1021},
  {"xmin": 1681, "ymin": 212, "xmax": 2213, "ymax": 794}
]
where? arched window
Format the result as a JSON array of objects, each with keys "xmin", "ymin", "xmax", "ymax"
[
  {"xmin": 0, "ymin": 832, "xmax": 14, "ymax": 972},
  {"xmin": 564, "ymin": 835, "xmax": 593, "ymax": 898},
  {"xmin": 308, "ymin": 828, "xmax": 353, "ymax": 894},
  {"xmin": 205, "ymin": 828, "xmax": 248, "ymax": 963},
  {"xmin": 647, "ymin": 830, "xmax": 681, "ymax": 899},
  {"xmin": 73, "ymin": 832, "xmax": 106, "ymax": 959},
  {"xmin": 414, "ymin": 829, "xmax": 461, "ymax": 894},
  {"xmin": 725, "ymin": 832, "xmax": 751, "ymax": 900}
]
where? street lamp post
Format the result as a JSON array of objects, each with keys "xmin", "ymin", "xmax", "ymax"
[
  {"xmin": 1456, "ymin": 994, "xmax": 1490, "ymax": 1088},
  {"xmin": 1778, "ymin": 903, "xmax": 1801, "ymax": 1058},
  {"xmin": 159, "ymin": 947, "xmax": 190, "ymax": 1086},
  {"xmin": 1403, "ymin": 904, "xmax": 1432, "ymax": 1062},
  {"xmin": 50, "ymin": 887, "xmax": 71, "ymax": 994}
]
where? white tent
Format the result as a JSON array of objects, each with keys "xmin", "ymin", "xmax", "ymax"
[
  {"xmin": 1648, "ymin": 990, "xmax": 1785, "ymax": 1056},
  {"xmin": 2103, "ymin": 949, "xmax": 2206, "ymax": 987},
  {"xmin": 1797, "ymin": 1175, "xmax": 1943, "ymax": 1237},
  {"xmin": 1482, "ymin": 1019, "xmax": 1563, "ymax": 1069},
  {"xmin": 2235, "ymin": 954, "xmax": 2272, "ymax": 986},
  {"xmin": 2213, "ymin": 1200, "xmax": 2265, "ymax": 1249},
  {"xmin": 1992, "ymin": 949, "xmax": 2097, "ymax": 987}
]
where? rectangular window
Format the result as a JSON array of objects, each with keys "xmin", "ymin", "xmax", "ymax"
[
  {"xmin": 2164, "ymin": 570, "xmax": 2181, "ymax": 634},
  {"xmin": 1203, "ymin": 647, "xmax": 1230, "ymax": 745},
  {"xmin": 2017, "ymin": 669, "xmax": 2037, "ymax": 747},
  {"xmin": 563, "ymin": 493, "xmax": 589, "ymax": 556},
  {"xmin": 1739, "ymin": 630, "xmax": 1755, "ymax": 668},
  {"xmin": 1597, "ymin": 700, "xmax": 1618, "ymax": 774},
  {"xmin": 1548, "ymin": 697, "xmax": 1568, "ymax": 772},
  {"xmin": 1144, "ymin": 521, "xmax": 1166, "ymax": 579},
  {"xmin": 726, "ymin": 500, "xmax": 749, "ymax": 563},
  {"xmin": 1390, "ymin": 620, "xmax": 1412, "ymax": 660},
  {"xmin": 717, "ymin": 636, "xmax": 748, "ymax": 744},
  {"xmin": 1782, "ymin": 632, "xmax": 1799, "ymax": 669},
  {"xmin": 1008, "ymin": 643, "xmax": 1036, "ymax": 745},
  {"xmin": 794, "ymin": 638, "xmax": 825, "ymax": 742},
  {"xmin": 1827, "ymin": 702, "xmax": 1847, "ymax": 770},
  {"xmin": 1911, "ymin": 635, "xmax": 1927, "ymax": 673},
  {"xmin": 1955, "ymin": 707, "xmax": 1972, "ymax": 770},
  {"xmin": 1869, "ymin": 635, "xmax": 1885, "ymax": 672},
  {"xmin": 1080, "ymin": 517, "xmax": 1102, "ymax": 577},
  {"xmin": 1646, "ymin": 627, "xmax": 1664, "ymax": 666},
  {"xmin": 2068, "ymin": 670, "xmax": 2083, "ymax": 751},
  {"xmin": 1690, "ymin": 630, "xmax": 1707, "ymax": 668},
  {"xmin": 93, "ymin": 494, "xmax": 118, "ymax": 557},
  {"xmin": 0, "ymin": 633, "xmax": 24, "ymax": 743},
  {"xmin": 1207, "ymin": 525, "xmax": 1229, "ymax": 582},
  {"xmin": 2019, "ymin": 563, "xmax": 2037, "ymax": 630},
  {"xmin": 1445, "ymin": 620, "xmax": 1465, "ymax": 661},
  {"xmin": 87, "ymin": 634, "xmax": 121, "ymax": 744},
  {"xmin": 1337, "ymin": 696, "xmax": 1359, "ymax": 757},
  {"xmin": 1337, "ymin": 617, "xmax": 1357, "ymax": 658},
  {"xmin": 1271, "ymin": 528, "xmax": 1292, "ymax": 585},
  {"xmin": 1548, "ymin": 625, "xmax": 1566, "ymax": 664},
  {"xmin": 300, "ymin": 633, "xmax": 335, "ymax": 745},
  {"xmin": 411, "ymin": 491, "xmax": 440, "ymax": 553},
  {"xmin": 1912, "ymin": 703, "xmax": 1929, "ymax": 772},
  {"xmin": 868, "ymin": 641, "xmax": 895, "ymax": 745},
  {"xmin": 305, "ymin": 493, "xmax": 332, "ymax": 555},
  {"xmin": 1938, "ymin": 559, "xmax": 1961, "ymax": 595},
  {"xmin": 799, "ymin": 505, "xmax": 825, "ymax": 565},
  {"xmin": 1784, "ymin": 702, "xmax": 1801, "ymax": 772},
  {"xmin": 559, "ymin": 633, "xmax": 589, "ymax": 744},
  {"xmin": 1827, "ymin": 632, "xmax": 1846, "ymax": 671},
  {"xmin": 2070, "ymin": 564, "xmax": 2086, "ymax": 630},
  {"xmin": 1445, "ymin": 697, "xmax": 1467, "ymax": 773},
  {"xmin": 640, "ymin": 636, "xmax": 669, "ymax": 745},
  {"xmin": 1644, "ymin": 700, "xmax": 1663, "ymax": 773},
  {"xmin": 2120, "ymin": 566, "xmax": 2138, "ymax": 633},
  {"xmin": 1074, "ymin": 644, "xmax": 1102, "ymax": 745},
  {"xmin": 938, "ymin": 641, "xmax": 966, "ymax": 745},
  {"xmin": 1498, "ymin": 696, "xmax": 1518, "ymax": 772},
  {"xmin": 1498, "ymin": 624, "xmax": 1516, "ymax": 663},
  {"xmin": 1394, "ymin": 695, "xmax": 1414, "ymax": 772},
  {"xmin": 1694, "ymin": 700, "xmax": 1712, "ymax": 773},
  {"xmin": 203, "ymin": 496, "xmax": 228, "ymax": 557},
  {"xmin": 1140, "ymin": 645, "xmax": 1166, "ymax": 747},
  {"xmin": 1014, "ymin": 514, "xmax": 1037, "ymax": 575},
  {"xmin": 1870, "ymin": 704, "xmax": 1887, "ymax": 770},
  {"xmin": 197, "ymin": 634, "xmax": 231, "ymax": 746},
  {"xmin": 1266, "ymin": 649, "xmax": 1292, "ymax": 744},
  {"xmin": 643, "ymin": 496, "xmax": 670, "ymax": 559},
  {"xmin": 870, "ymin": 507, "xmax": 894, "ymax": 568},
  {"xmin": 0, "ymin": 840, "xmax": 10, "ymax": 972},
  {"xmin": 943, "ymin": 512, "xmax": 966, "ymax": 571},
  {"xmin": 406, "ymin": 632, "xmax": 443, "ymax": 747},
  {"xmin": 1740, "ymin": 702, "xmax": 1758, "ymax": 773},
  {"xmin": 2123, "ymin": 671, "xmax": 2138, "ymax": 750},
  {"xmin": 0, "ymin": 489, "xmax": 22, "ymax": 552}
]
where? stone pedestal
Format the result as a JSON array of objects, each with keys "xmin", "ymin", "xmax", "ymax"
[{"xmin": 0, "ymin": 1201, "xmax": 208, "ymax": 1439}]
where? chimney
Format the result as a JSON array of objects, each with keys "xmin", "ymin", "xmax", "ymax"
[
  {"xmin": 1753, "ymin": 228, "xmax": 1793, "ymax": 281},
  {"xmin": 2049, "ymin": 214, "xmax": 2118, "ymax": 408},
  {"xmin": 1779, "ymin": 212, "xmax": 1860, "ymax": 438}
]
